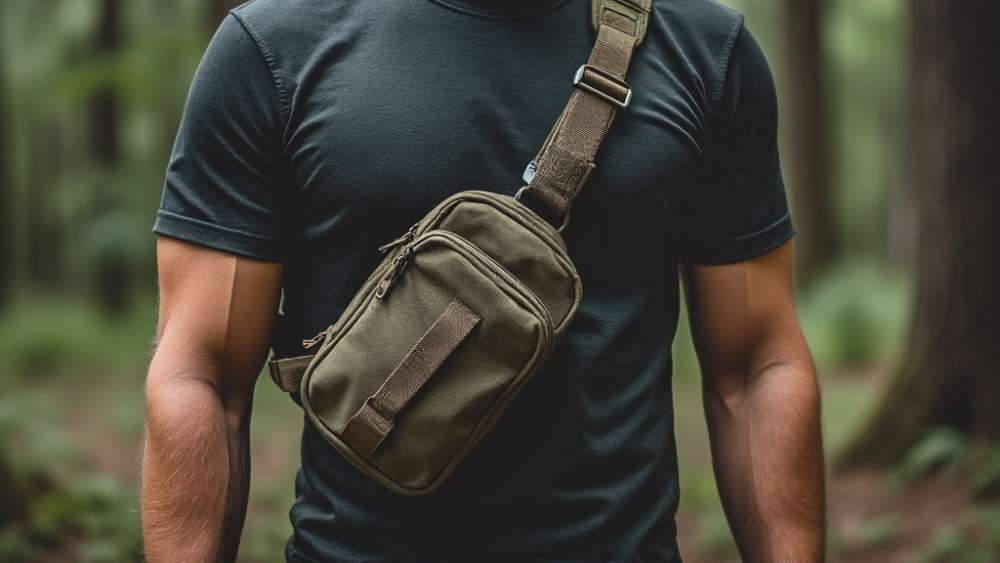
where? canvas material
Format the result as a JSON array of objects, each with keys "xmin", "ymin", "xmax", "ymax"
[{"xmin": 300, "ymin": 192, "xmax": 582, "ymax": 494}]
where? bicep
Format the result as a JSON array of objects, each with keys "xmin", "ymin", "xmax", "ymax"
[
  {"xmin": 153, "ymin": 236, "xmax": 283, "ymax": 395},
  {"xmin": 682, "ymin": 241, "xmax": 806, "ymax": 382}
]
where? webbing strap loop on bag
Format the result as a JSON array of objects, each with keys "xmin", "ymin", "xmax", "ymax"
[
  {"xmin": 518, "ymin": 0, "xmax": 650, "ymax": 227},
  {"xmin": 269, "ymin": 354, "xmax": 314, "ymax": 392},
  {"xmin": 341, "ymin": 301, "xmax": 481, "ymax": 459}
]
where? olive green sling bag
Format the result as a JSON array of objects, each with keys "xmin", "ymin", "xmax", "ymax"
[{"xmin": 268, "ymin": 0, "xmax": 651, "ymax": 495}]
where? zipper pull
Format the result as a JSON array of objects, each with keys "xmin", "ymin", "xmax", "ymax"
[
  {"xmin": 375, "ymin": 246, "xmax": 413, "ymax": 300},
  {"xmin": 302, "ymin": 326, "xmax": 332, "ymax": 350},
  {"xmin": 378, "ymin": 223, "xmax": 419, "ymax": 254}
]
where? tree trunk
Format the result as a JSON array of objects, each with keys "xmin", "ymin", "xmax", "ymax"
[
  {"xmin": 0, "ymin": 57, "xmax": 11, "ymax": 304},
  {"xmin": 91, "ymin": 0, "xmax": 128, "ymax": 312},
  {"xmin": 23, "ymin": 122, "xmax": 66, "ymax": 288},
  {"xmin": 92, "ymin": 0, "xmax": 120, "ymax": 165},
  {"xmin": 782, "ymin": 0, "xmax": 836, "ymax": 281},
  {"xmin": 838, "ymin": 0, "xmax": 1000, "ymax": 468}
]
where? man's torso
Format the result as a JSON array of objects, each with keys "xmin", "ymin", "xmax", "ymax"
[{"xmin": 159, "ymin": 0, "xmax": 775, "ymax": 560}]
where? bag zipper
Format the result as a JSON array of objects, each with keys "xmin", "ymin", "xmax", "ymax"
[
  {"xmin": 372, "ymin": 229, "xmax": 553, "ymax": 335},
  {"xmin": 415, "ymin": 191, "xmax": 566, "ymax": 256},
  {"xmin": 374, "ymin": 244, "xmax": 414, "ymax": 300},
  {"xmin": 302, "ymin": 326, "xmax": 332, "ymax": 350},
  {"xmin": 311, "ymin": 215, "xmax": 558, "ymax": 356},
  {"xmin": 378, "ymin": 223, "xmax": 419, "ymax": 254},
  {"xmin": 302, "ymin": 228, "xmax": 555, "ymax": 398},
  {"xmin": 370, "ymin": 222, "xmax": 420, "ymax": 300}
]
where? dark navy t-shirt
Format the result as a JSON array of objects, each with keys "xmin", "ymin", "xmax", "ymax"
[{"xmin": 153, "ymin": 0, "xmax": 793, "ymax": 561}]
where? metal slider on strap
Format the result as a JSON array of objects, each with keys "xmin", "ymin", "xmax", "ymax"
[{"xmin": 573, "ymin": 64, "xmax": 632, "ymax": 109}]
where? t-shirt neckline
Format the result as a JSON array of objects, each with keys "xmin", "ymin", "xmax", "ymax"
[{"xmin": 428, "ymin": 0, "xmax": 573, "ymax": 20}]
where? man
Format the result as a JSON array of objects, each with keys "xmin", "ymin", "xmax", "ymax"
[{"xmin": 141, "ymin": 0, "xmax": 825, "ymax": 561}]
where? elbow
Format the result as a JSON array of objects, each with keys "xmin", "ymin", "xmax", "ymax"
[
  {"xmin": 145, "ymin": 361, "xmax": 224, "ymax": 441},
  {"xmin": 703, "ymin": 351, "xmax": 818, "ymax": 416},
  {"xmin": 703, "ymin": 366, "xmax": 753, "ymax": 416},
  {"xmin": 144, "ymin": 343, "xmax": 251, "ymax": 438}
]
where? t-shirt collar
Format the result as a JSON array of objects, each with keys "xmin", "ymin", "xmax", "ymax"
[{"xmin": 428, "ymin": 0, "xmax": 572, "ymax": 19}]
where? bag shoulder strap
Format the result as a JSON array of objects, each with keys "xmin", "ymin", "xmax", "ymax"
[{"xmin": 518, "ymin": 0, "xmax": 651, "ymax": 229}]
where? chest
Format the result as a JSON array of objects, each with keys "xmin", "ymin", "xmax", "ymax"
[{"xmin": 280, "ymin": 8, "xmax": 711, "ymax": 268}]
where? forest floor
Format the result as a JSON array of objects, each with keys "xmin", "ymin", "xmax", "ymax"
[
  {"xmin": 676, "ymin": 466, "xmax": 997, "ymax": 563},
  {"xmin": 4, "ymin": 323, "xmax": 997, "ymax": 562},
  {"xmin": 671, "ymin": 364, "xmax": 1000, "ymax": 563}
]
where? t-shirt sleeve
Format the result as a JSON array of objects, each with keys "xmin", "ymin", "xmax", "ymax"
[
  {"xmin": 679, "ymin": 21, "xmax": 794, "ymax": 265},
  {"xmin": 153, "ymin": 13, "xmax": 288, "ymax": 261}
]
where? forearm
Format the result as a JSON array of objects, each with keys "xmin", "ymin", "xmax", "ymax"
[
  {"xmin": 141, "ymin": 367, "xmax": 251, "ymax": 563},
  {"xmin": 704, "ymin": 359, "xmax": 825, "ymax": 562}
]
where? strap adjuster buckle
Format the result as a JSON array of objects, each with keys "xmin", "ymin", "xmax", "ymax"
[{"xmin": 573, "ymin": 64, "xmax": 632, "ymax": 109}]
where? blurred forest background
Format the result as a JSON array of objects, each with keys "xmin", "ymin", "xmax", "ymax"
[{"xmin": 0, "ymin": 0, "xmax": 997, "ymax": 562}]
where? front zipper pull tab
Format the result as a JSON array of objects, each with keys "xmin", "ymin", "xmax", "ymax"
[
  {"xmin": 378, "ymin": 223, "xmax": 419, "ymax": 254},
  {"xmin": 302, "ymin": 326, "xmax": 331, "ymax": 350},
  {"xmin": 375, "ymin": 246, "xmax": 413, "ymax": 300}
]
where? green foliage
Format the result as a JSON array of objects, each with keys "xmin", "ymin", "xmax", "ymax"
[
  {"xmin": 977, "ymin": 506, "xmax": 1000, "ymax": 549},
  {"xmin": 970, "ymin": 446, "xmax": 1000, "ymax": 497},
  {"xmin": 0, "ymin": 297, "xmax": 153, "ymax": 379},
  {"xmin": 0, "ymin": 305, "xmax": 113, "ymax": 378},
  {"xmin": 679, "ymin": 471, "xmax": 722, "ymax": 511},
  {"xmin": 917, "ymin": 525, "xmax": 964, "ymax": 563},
  {"xmin": 0, "ymin": 394, "xmax": 75, "ymax": 479},
  {"xmin": 826, "ymin": 0, "xmax": 907, "ymax": 257},
  {"xmin": 798, "ymin": 262, "xmax": 910, "ymax": 368},
  {"xmin": 0, "ymin": 297, "xmax": 151, "ymax": 560},
  {"xmin": 895, "ymin": 427, "xmax": 966, "ymax": 484},
  {"xmin": 239, "ymin": 511, "xmax": 293, "ymax": 563},
  {"xmin": 29, "ymin": 476, "xmax": 141, "ymax": 562},
  {"xmin": 855, "ymin": 513, "xmax": 901, "ymax": 549},
  {"xmin": 0, "ymin": 475, "xmax": 143, "ymax": 563},
  {"xmin": 916, "ymin": 523, "xmax": 998, "ymax": 563},
  {"xmin": 915, "ymin": 441, "xmax": 1000, "ymax": 498},
  {"xmin": 693, "ymin": 509, "xmax": 739, "ymax": 558},
  {"xmin": 891, "ymin": 428, "xmax": 1000, "ymax": 497},
  {"xmin": 818, "ymin": 365, "xmax": 881, "ymax": 453},
  {"xmin": 0, "ymin": 382, "xmax": 142, "ymax": 563},
  {"xmin": 0, "ymin": 528, "xmax": 38, "ymax": 563}
]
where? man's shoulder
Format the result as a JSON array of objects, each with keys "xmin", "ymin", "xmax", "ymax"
[
  {"xmin": 231, "ymin": 0, "xmax": 338, "ymax": 23},
  {"xmin": 646, "ymin": 0, "xmax": 748, "ymax": 106},
  {"xmin": 228, "ymin": 0, "xmax": 347, "ymax": 51},
  {"xmin": 226, "ymin": 0, "xmax": 363, "ymax": 91},
  {"xmin": 659, "ymin": 0, "xmax": 743, "ymax": 21},
  {"xmin": 652, "ymin": 0, "xmax": 746, "ymax": 56}
]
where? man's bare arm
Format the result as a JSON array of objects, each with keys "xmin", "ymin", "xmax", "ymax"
[
  {"xmin": 682, "ymin": 241, "xmax": 825, "ymax": 562},
  {"xmin": 141, "ymin": 237, "xmax": 282, "ymax": 562}
]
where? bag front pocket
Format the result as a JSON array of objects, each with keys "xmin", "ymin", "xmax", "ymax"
[{"xmin": 301, "ymin": 231, "xmax": 552, "ymax": 494}]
